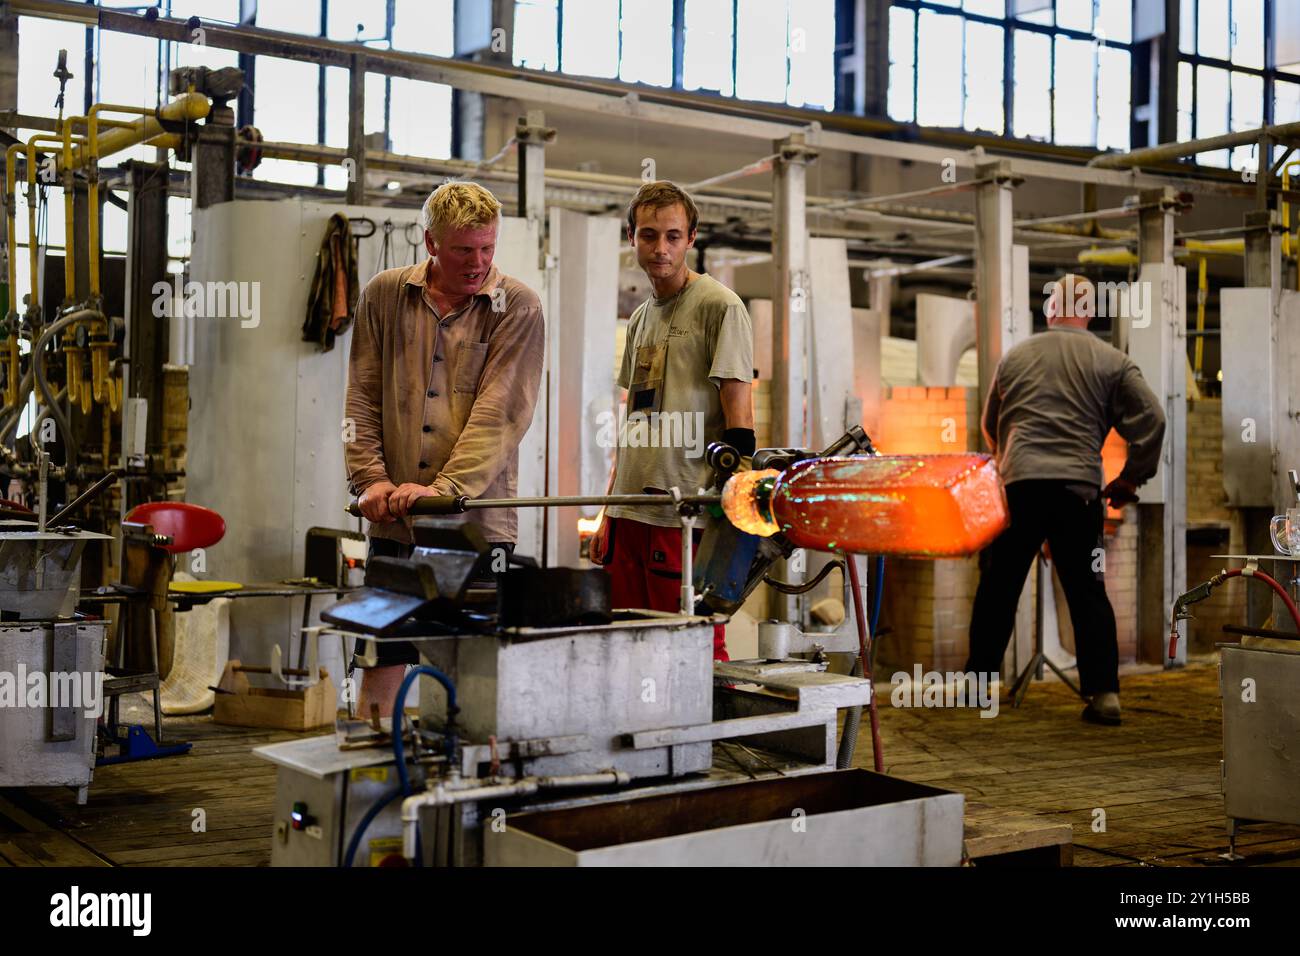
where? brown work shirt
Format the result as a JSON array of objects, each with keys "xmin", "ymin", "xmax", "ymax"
[{"xmin": 344, "ymin": 259, "xmax": 545, "ymax": 544}]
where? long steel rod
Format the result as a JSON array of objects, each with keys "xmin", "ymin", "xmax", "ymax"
[
  {"xmin": 809, "ymin": 179, "xmax": 985, "ymax": 214},
  {"xmin": 686, "ymin": 154, "xmax": 779, "ymax": 192},
  {"xmin": 1090, "ymin": 121, "xmax": 1300, "ymax": 169},
  {"xmin": 346, "ymin": 492, "xmax": 720, "ymax": 517}
]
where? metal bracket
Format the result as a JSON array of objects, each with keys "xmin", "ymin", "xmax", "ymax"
[
  {"xmin": 47, "ymin": 622, "xmax": 79, "ymax": 742},
  {"xmin": 776, "ymin": 131, "xmax": 819, "ymax": 165},
  {"xmin": 514, "ymin": 116, "xmax": 557, "ymax": 145}
]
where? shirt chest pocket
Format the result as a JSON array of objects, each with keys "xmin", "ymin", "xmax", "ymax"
[{"xmin": 453, "ymin": 341, "xmax": 490, "ymax": 394}]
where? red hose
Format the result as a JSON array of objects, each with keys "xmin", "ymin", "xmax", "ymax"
[
  {"xmin": 1169, "ymin": 567, "xmax": 1300, "ymax": 658},
  {"xmin": 847, "ymin": 555, "xmax": 884, "ymax": 772}
]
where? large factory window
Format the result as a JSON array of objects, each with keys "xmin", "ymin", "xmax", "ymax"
[
  {"xmin": 512, "ymin": 0, "xmax": 834, "ymax": 110},
  {"xmin": 889, "ymin": 0, "xmax": 1132, "ymax": 150},
  {"xmin": 620, "ymin": 1, "xmax": 674, "ymax": 87},
  {"xmin": 683, "ymin": 0, "xmax": 736, "ymax": 96},
  {"xmin": 562, "ymin": 0, "xmax": 622, "ymax": 79},
  {"xmin": 1176, "ymin": 0, "xmax": 1290, "ymax": 169},
  {"xmin": 514, "ymin": 0, "xmax": 562, "ymax": 71},
  {"xmin": 252, "ymin": 56, "xmax": 321, "ymax": 187}
]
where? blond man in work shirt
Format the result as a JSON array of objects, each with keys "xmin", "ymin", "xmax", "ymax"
[{"xmin": 345, "ymin": 181, "xmax": 545, "ymax": 715}]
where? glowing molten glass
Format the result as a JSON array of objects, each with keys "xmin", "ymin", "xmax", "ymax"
[
  {"xmin": 722, "ymin": 454, "xmax": 1009, "ymax": 557},
  {"xmin": 721, "ymin": 468, "xmax": 781, "ymax": 536}
]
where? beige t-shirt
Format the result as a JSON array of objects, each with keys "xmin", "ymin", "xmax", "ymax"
[{"xmin": 607, "ymin": 273, "xmax": 753, "ymax": 528}]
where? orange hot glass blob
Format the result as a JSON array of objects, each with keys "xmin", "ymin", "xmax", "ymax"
[
  {"xmin": 767, "ymin": 454, "xmax": 1009, "ymax": 556},
  {"xmin": 721, "ymin": 468, "xmax": 781, "ymax": 536}
]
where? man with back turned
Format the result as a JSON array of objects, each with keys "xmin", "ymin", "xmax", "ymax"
[{"xmin": 966, "ymin": 274, "xmax": 1166, "ymax": 725}]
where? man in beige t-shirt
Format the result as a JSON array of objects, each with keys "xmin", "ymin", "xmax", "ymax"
[{"xmin": 596, "ymin": 181, "xmax": 754, "ymax": 659}]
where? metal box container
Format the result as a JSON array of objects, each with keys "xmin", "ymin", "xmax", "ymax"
[
  {"xmin": 1220, "ymin": 642, "xmax": 1300, "ymax": 827},
  {"xmin": 486, "ymin": 769, "xmax": 965, "ymax": 866},
  {"xmin": 0, "ymin": 526, "xmax": 113, "ymax": 620},
  {"xmin": 417, "ymin": 612, "xmax": 716, "ymax": 779},
  {"xmin": 0, "ymin": 621, "xmax": 108, "ymax": 803},
  {"xmin": 257, "ymin": 735, "xmax": 407, "ymax": 868}
]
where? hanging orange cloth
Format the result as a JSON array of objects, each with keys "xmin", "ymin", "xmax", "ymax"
[{"xmin": 303, "ymin": 212, "xmax": 359, "ymax": 352}]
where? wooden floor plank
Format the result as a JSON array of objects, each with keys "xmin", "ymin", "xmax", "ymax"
[{"xmin": 0, "ymin": 661, "xmax": 1294, "ymax": 866}]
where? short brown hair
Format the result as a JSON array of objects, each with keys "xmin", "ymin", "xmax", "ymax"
[{"xmin": 626, "ymin": 180, "xmax": 699, "ymax": 237}]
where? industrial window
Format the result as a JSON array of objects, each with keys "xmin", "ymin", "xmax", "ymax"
[
  {"xmin": 514, "ymin": 0, "xmax": 561, "ymax": 71},
  {"xmin": 889, "ymin": 0, "xmax": 1132, "ymax": 149},
  {"xmin": 38, "ymin": 2, "xmax": 455, "ymax": 193},
  {"xmin": 620, "ymin": 1, "xmax": 674, "ymax": 87},
  {"xmin": 253, "ymin": 56, "xmax": 321, "ymax": 187},
  {"xmin": 1176, "ymin": 0, "xmax": 1289, "ymax": 168},
  {"xmin": 250, "ymin": 0, "xmax": 454, "ymax": 185},
  {"xmin": 512, "ymin": 0, "xmax": 834, "ymax": 110},
  {"xmin": 683, "ymin": 0, "xmax": 735, "ymax": 96}
]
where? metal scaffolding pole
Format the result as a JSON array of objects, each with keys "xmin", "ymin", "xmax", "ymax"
[
  {"xmin": 973, "ymin": 160, "xmax": 1020, "ymax": 436},
  {"xmin": 345, "ymin": 52, "xmax": 367, "ymax": 206},
  {"xmin": 1133, "ymin": 187, "xmax": 1186, "ymax": 666},
  {"xmin": 770, "ymin": 132, "xmax": 816, "ymax": 621},
  {"xmin": 1243, "ymin": 210, "xmax": 1288, "ymax": 629},
  {"xmin": 515, "ymin": 110, "xmax": 553, "ymax": 229},
  {"xmin": 771, "ymin": 132, "xmax": 816, "ymax": 450}
]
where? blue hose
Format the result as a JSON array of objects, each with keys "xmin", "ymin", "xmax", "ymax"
[
  {"xmin": 869, "ymin": 556, "xmax": 885, "ymax": 670},
  {"xmin": 391, "ymin": 664, "xmax": 459, "ymax": 796},
  {"xmin": 337, "ymin": 662, "xmax": 457, "ymax": 870},
  {"xmin": 341, "ymin": 786, "xmax": 404, "ymax": 868}
]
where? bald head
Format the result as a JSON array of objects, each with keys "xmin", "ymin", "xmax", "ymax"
[{"xmin": 1044, "ymin": 274, "xmax": 1096, "ymax": 329}]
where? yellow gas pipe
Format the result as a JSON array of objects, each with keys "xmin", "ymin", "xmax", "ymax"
[
  {"xmin": 1194, "ymin": 257, "xmax": 1207, "ymax": 380},
  {"xmin": 1284, "ymin": 163, "xmax": 1299, "ymax": 290},
  {"xmin": 2, "ymin": 102, "xmax": 187, "ymax": 414},
  {"xmin": 66, "ymin": 95, "xmax": 208, "ymax": 413}
]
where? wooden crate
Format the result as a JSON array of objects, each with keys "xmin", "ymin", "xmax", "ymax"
[{"xmin": 212, "ymin": 659, "xmax": 337, "ymax": 731}]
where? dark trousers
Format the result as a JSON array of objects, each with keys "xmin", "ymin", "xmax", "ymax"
[{"xmin": 965, "ymin": 480, "xmax": 1119, "ymax": 695}]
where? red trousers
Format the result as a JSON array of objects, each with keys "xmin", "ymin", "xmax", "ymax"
[{"xmin": 602, "ymin": 517, "xmax": 728, "ymax": 661}]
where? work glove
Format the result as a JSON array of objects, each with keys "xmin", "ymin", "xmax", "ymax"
[{"xmin": 1102, "ymin": 477, "xmax": 1140, "ymax": 508}]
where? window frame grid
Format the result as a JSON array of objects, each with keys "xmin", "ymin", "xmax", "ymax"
[
  {"xmin": 889, "ymin": 0, "xmax": 1135, "ymax": 147},
  {"xmin": 1179, "ymin": 0, "xmax": 1282, "ymax": 161}
]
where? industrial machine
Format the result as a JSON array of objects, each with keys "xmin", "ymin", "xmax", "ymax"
[
  {"xmin": 0, "ymin": 500, "xmax": 111, "ymax": 803},
  {"xmin": 257, "ymin": 431, "xmax": 1009, "ymax": 867},
  {"xmin": 1171, "ymin": 527, "xmax": 1300, "ymax": 857}
]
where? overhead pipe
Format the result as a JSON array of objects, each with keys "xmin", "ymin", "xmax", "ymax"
[
  {"xmin": 48, "ymin": 98, "xmax": 202, "ymax": 411},
  {"xmin": 1077, "ymin": 238, "xmax": 1245, "ymax": 266},
  {"xmin": 1090, "ymin": 121, "xmax": 1300, "ymax": 170},
  {"xmin": 60, "ymin": 92, "xmax": 209, "ymax": 173}
]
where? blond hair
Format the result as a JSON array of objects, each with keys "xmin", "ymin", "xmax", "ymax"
[{"xmin": 420, "ymin": 181, "xmax": 502, "ymax": 240}]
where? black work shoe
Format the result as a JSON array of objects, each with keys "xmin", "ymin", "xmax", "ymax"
[{"xmin": 1081, "ymin": 691, "xmax": 1121, "ymax": 725}]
